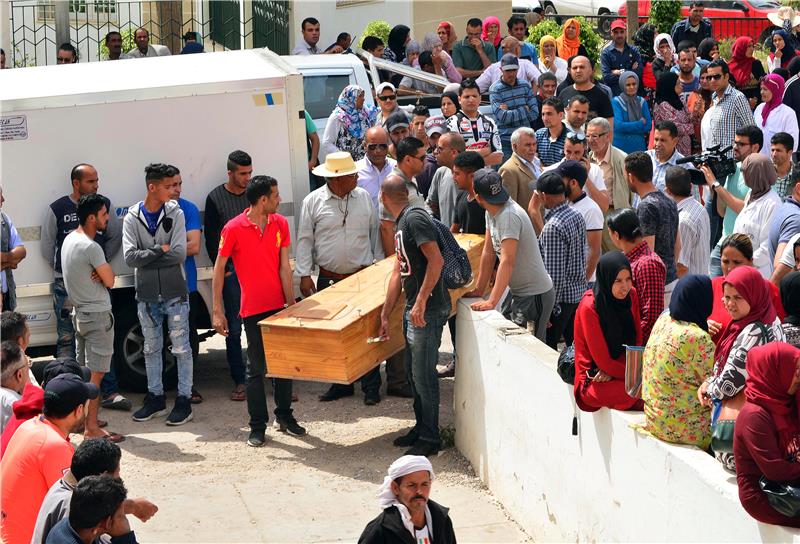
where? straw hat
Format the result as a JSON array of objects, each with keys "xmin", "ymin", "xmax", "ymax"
[
  {"xmin": 312, "ymin": 151, "xmax": 359, "ymax": 178},
  {"xmin": 768, "ymin": 7, "xmax": 800, "ymax": 28}
]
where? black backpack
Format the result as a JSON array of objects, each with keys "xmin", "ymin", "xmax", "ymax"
[{"xmin": 410, "ymin": 208, "xmax": 472, "ymax": 290}]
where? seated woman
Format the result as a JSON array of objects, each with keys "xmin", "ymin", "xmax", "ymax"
[
  {"xmin": 781, "ymin": 272, "xmax": 800, "ymax": 347},
  {"xmin": 768, "ymin": 29, "xmax": 800, "ymax": 73},
  {"xmin": 612, "ymin": 71, "xmax": 652, "ymax": 153},
  {"xmin": 555, "ymin": 18, "xmax": 588, "ymax": 61},
  {"xmin": 607, "ymin": 208, "xmax": 666, "ymax": 344},
  {"xmin": 708, "ymin": 234, "xmax": 785, "ymax": 345},
  {"xmin": 734, "ymin": 342, "xmax": 800, "ymax": 528},
  {"xmin": 700, "ymin": 265, "xmax": 786, "ymax": 470},
  {"xmin": 417, "ymin": 33, "xmax": 462, "ymax": 83},
  {"xmin": 728, "ymin": 36, "xmax": 767, "ymax": 109},
  {"xmin": 539, "ymin": 36, "xmax": 568, "ymax": 86},
  {"xmin": 651, "ymin": 33, "xmax": 676, "ymax": 83},
  {"xmin": 643, "ymin": 275, "xmax": 715, "ymax": 449},
  {"xmin": 574, "ymin": 251, "xmax": 643, "ymax": 412}
]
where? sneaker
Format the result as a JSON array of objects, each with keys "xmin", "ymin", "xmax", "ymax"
[
  {"xmin": 165, "ymin": 396, "xmax": 194, "ymax": 426},
  {"xmin": 437, "ymin": 360, "xmax": 456, "ymax": 378},
  {"xmin": 273, "ymin": 416, "xmax": 307, "ymax": 436},
  {"xmin": 101, "ymin": 393, "xmax": 133, "ymax": 411},
  {"xmin": 392, "ymin": 428, "xmax": 419, "ymax": 447},
  {"xmin": 247, "ymin": 430, "xmax": 267, "ymax": 447},
  {"xmin": 132, "ymin": 393, "xmax": 168, "ymax": 422},
  {"xmin": 404, "ymin": 441, "xmax": 440, "ymax": 457}
]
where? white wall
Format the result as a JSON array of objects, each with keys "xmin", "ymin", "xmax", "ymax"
[
  {"xmin": 290, "ymin": 0, "xmax": 412, "ymax": 52},
  {"xmin": 454, "ymin": 301, "xmax": 800, "ymax": 542}
]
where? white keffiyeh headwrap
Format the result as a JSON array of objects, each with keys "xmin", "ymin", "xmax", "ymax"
[{"xmin": 376, "ymin": 455, "xmax": 435, "ymax": 538}]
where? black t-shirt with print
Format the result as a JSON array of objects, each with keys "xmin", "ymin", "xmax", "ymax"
[
  {"xmin": 395, "ymin": 207, "xmax": 450, "ymax": 313},
  {"xmin": 453, "ymin": 192, "xmax": 487, "ymax": 235}
]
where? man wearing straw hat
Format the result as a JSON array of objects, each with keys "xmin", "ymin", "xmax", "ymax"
[
  {"xmin": 359, "ymin": 455, "xmax": 456, "ymax": 543},
  {"xmin": 296, "ymin": 152, "xmax": 384, "ymax": 405}
]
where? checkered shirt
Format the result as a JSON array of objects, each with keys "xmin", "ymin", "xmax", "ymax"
[
  {"xmin": 626, "ymin": 241, "xmax": 666, "ymax": 341},
  {"xmin": 539, "ymin": 201, "xmax": 587, "ymax": 305},
  {"xmin": 706, "ymin": 84, "xmax": 754, "ymax": 157}
]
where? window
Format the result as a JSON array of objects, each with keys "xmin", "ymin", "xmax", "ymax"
[{"xmin": 302, "ymin": 74, "xmax": 352, "ymax": 120}]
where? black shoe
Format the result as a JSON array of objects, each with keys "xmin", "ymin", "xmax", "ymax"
[
  {"xmin": 318, "ymin": 384, "xmax": 355, "ymax": 402},
  {"xmin": 166, "ymin": 396, "xmax": 194, "ymax": 426},
  {"xmin": 392, "ymin": 428, "xmax": 419, "ymax": 447},
  {"xmin": 101, "ymin": 393, "xmax": 133, "ymax": 411},
  {"xmin": 247, "ymin": 430, "xmax": 267, "ymax": 447},
  {"xmin": 386, "ymin": 384, "xmax": 414, "ymax": 398},
  {"xmin": 363, "ymin": 390, "xmax": 381, "ymax": 406},
  {"xmin": 404, "ymin": 441, "xmax": 440, "ymax": 457},
  {"xmin": 274, "ymin": 416, "xmax": 307, "ymax": 436},
  {"xmin": 132, "ymin": 393, "xmax": 168, "ymax": 422}
]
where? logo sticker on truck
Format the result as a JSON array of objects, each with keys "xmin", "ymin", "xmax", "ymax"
[
  {"xmin": 252, "ymin": 93, "xmax": 283, "ymax": 106},
  {"xmin": 1, "ymin": 115, "xmax": 28, "ymax": 141}
]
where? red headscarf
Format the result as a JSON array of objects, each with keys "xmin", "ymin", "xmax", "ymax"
[
  {"xmin": 481, "ymin": 16, "xmax": 502, "ymax": 47},
  {"xmin": 437, "ymin": 21, "xmax": 457, "ymax": 51},
  {"xmin": 760, "ymin": 73, "xmax": 786, "ymax": 125},
  {"xmin": 745, "ymin": 342, "xmax": 800, "ymax": 457},
  {"xmin": 728, "ymin": 36, "xmax": 756, "ymax": 88},
  {"xmin": 715, "ymin": 266, "xmax": 778, "ymax": 373}
]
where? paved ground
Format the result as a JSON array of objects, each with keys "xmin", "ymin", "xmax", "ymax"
[{"xmin": 87, "ymin": 331, "xmax": 530, "ymax": 543}]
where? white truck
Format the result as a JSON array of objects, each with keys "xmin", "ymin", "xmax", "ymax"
[{"xmin": 0, "ymin": 48, "xmax": 379, "ymax": 391}]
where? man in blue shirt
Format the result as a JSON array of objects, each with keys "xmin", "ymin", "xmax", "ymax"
[
  {"xmin": 601, "ymin": 19, "xmax": 642, "ymax": 96},
  {"xmin": 490, "ymin": 54, "xmax": 539, "ymax": 163},
  {"xmin": 502, "ymin": 15, "xmax": 538, "ymax": 64},
  {"xmin": 169, "ymin": 165, "xmax": 202, "ymax": 404}
]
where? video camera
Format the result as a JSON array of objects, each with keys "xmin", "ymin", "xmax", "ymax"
[{"xmin": 676, "ymin": 144, "xmax": 736, "ymax": 185}]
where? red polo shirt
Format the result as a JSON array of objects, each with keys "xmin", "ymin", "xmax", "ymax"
[{"xmin": 218, "ymin": 210, "xmax": 290, "ymax": 318}]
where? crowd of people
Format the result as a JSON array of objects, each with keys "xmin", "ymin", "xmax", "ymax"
[{"xmin": 9, "ymin": 3, "xmax": 800, "ymax": 539}]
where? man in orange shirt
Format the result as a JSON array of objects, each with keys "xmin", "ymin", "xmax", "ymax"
[{"xmin": 1, "ymin": 373, "xmax": 96, "ymax": 544}]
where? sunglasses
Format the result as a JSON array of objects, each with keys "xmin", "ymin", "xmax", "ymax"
[
  {"xmin": 567, "ymin": 131, "xmax": 586, "ymax": 141},
  {"xmin": 378, "ymin": 95, "xmax": 397, "ymax": 102},
  {"xmin": 707, "ymin": 73, "xmax": 724, "ymax": 80},
  {"xmin": 367, "ymin": 143, "xmax": 389, "ymax": 150},
  {"xmin": 57, "ymin": 57, "xmax": 73, "ymax": 63}
]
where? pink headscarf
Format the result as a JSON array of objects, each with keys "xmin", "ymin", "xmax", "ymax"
[
  {"xmin": 481, "ymin": 16, "xmax": 502, "ymax": 47},
  {"xmin": 761, "ymin": 73, "xmax": 786, "ymax": 125}
]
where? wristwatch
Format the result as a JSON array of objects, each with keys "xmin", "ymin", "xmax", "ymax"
[{"xmin": 711, "ymin": 181, "xmax": 721, "ymax": 191}]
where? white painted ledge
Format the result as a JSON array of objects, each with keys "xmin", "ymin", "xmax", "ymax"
[{"xmin": 454, "ymin": 299, "xmax": 800, "ymax": 542}]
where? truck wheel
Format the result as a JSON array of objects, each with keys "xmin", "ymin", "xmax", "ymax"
[{"xmin": 112, "ymin": 301, "xmax": 178, "ymax": 393}]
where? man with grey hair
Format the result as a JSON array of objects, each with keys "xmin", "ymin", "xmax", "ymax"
[
  {"xmin": 476, "ymin": 36, "xmax": 542, "ymax": 93},
  {"xmin": 587, "ymin": 117, "xmax": 631, "ymax": 240},
  {"xmin": 499, "ymin": 127, "xmax": 542, "ymax": 210}
]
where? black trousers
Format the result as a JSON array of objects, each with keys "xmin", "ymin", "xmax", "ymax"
[
  {"xmin": 316, "ymin": 274, "xmax": 381, "ymax": 394},
  {"xmin": 242, "ymin": 308, "xmax": 292, "ymax": 433},
  {"xmin": 546, "ymin": 302, "xmax": 579, "ymax": 349}
]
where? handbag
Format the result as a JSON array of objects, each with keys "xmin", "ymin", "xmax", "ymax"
[
  {"xmin": 710, "ymin": 391, "xmax": 746, "ymax": 453},
  {"xmin": 759, "ymin": 477, "xmax": 800, "ymax": 518},
  {"xmin": 557, "ymin": 345, "xmax": 575, "ymax": 384}
]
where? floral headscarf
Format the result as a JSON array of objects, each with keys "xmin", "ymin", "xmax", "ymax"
[{"xmin": 333, "ymin": 85, "xmax": 376, "ymax": 139}]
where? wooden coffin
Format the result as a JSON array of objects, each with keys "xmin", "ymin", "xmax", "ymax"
[{"xmin": 260, "ymin": 233, "xmax": 485, "ymax": 384}]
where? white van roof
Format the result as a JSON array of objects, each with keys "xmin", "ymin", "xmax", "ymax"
[{"xmin": 0, "ymin": 48, "xmax": 298, "ymax": 105}]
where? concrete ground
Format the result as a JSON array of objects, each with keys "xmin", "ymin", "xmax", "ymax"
[{"xmin": 90, "ymin": 331, "xmax": 530, "ymax": 543}]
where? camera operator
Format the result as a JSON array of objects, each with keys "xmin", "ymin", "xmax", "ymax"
[{"xmin": 701, "ymin": 125, "xmax": 763, "ymax": 277}]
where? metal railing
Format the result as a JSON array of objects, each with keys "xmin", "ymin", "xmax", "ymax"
[{"xmin": 9, "ymin": 0, "xmax": 289, "ymax": 67}]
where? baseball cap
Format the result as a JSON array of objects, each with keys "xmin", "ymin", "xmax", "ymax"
[
  {"xmin": 611, "ymin": 19, "xmax": 626, "ymax": 31},
  {"xmin": 557, "ymin": 159, "xmax": 588, "ymax": 186},
  {"xmin": 376, "ymin": 82, "xmax": 396, "ymax": 95},
  {"xmin": 500, "ymin": 53, "xmax": 519, "ymax": 71},
  {"xmin": 473, "ymin": 168, "xmax": 509, "ymax": 205},
  {"xmin": 42, "ymin": 358, "xmax": 91, "ymax": 386},
  {"xmin": 44, "ymin": 373, "xmax": 99, "ymax": 415},
  {"xmin": 386, "ymin": 111, "xmax": 410, "ymax": 133},
  {"xmin": 536, "ymin": 171, "xmax": 566, "ymax": 195},
  {"xmin": 424, "ymin": 116, "xmax": 447, "ymax": 137}
]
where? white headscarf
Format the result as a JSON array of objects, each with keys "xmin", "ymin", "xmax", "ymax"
[
  {"xmin": 653, "ymin": 33, "xmax": 676, "ymax": 58},
  {"xmin": 376, "ymin": 455, "xmax": 435, "ymax": 538}
]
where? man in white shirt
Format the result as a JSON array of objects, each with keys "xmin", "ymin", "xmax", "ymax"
[
  {"xmin": 564, "ymin": 94, "xmax": 590, "ymax": 135},
  {"xmin": 559, "ymin": 160, "xmax": 603, "ymax": 283},
  {"xmin": 297, "ymin": 152, "xmax": 383, "ymax": 405},
  {"xmin": 665, "ymin": 166, "xmax": 710, "ymax": 276},
  {"xmin": 476, "ymin": 36, "xmax": 541, "ymax": 93},
  {"xmin": 357, "ymin": 127, "xmax": 396, "ymax": 209},
  {"xmin": 291, "ymin": 17, "xmax": 342, "ymax": 55},
  {"xmin": 128, "ymin": 27, "xmax": 168, "ymax": 58},
  {"xmin": 543, "ymin": 132, "xmax": 609, "ymax": 213}
]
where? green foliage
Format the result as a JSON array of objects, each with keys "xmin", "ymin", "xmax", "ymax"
[
  {"xmin": 359, "ymin": 20, "xmax": 391, "ymax": 48},
  {"xmin": 648, "ymin": 0, "xmax": 683, "ymax": 34},
  {"xmin": 440, "ymin": 426, "xmax": 456, "ymax": 449},
  {"xmin": 526, "ymin": 16, "xmax": 603, "ymax": 66},
  {"xmin": 782, "ymin": 0, "xmax": 800, "ymax": 9},
  {"xmin": 99, "ymin": 28, "xmax": 135, "ymax": 59}
]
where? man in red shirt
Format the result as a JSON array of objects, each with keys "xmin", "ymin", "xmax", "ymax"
[
  {"xmin": 1, "ymin": 373, "xmax": 97, "ymax": 544},
  {"xmin": 212, "ymin": 176, "xmax": 306, "ymax": 447}
]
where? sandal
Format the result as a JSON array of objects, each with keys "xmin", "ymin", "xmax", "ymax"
[
  {"xmin": 230, "ymin": 384, "xmax": 246, "ymax": 402},
  {"xmin": 190, "ymin": 387, "xmax": 203, "ymax": 405},
  {"xmin": 103, "ymin": 431, "xmax": 126, "ymax": 443},
  {"xmin": 97, "ymin": 419, "xmax": 108, "ymax": 429}
]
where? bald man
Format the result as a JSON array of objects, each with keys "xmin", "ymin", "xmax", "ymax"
[
  {"xmin": 379, "ymin": 175, "xmax": 449, "ymax": 456},
  {"xmin": 357, "ymin": 127, "xmax": 397, "ymax": 210},
  {"xmin": 477, "ymin": 36, "xmax": 542, "ymax": 94}
]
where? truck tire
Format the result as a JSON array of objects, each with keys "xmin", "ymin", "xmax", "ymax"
[{"xmin": 112, "ymin": 301, "xmax": 178, "ymax": 393}]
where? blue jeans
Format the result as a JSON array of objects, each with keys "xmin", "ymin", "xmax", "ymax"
[
  {"xmin": 709, "ymin": 244, "xmax": 722, "ymax": 278},
  {"xmin": 222, "ymin": 270, "xmax": 246, "ymax": 386},
  {"xmin": 53, "ymin": 277, "xmax": 76, "ymax": 359},
  {"xmin": 137, "ymin": 296, "xmax": 193, "ymax": 398},
  {"xmin": 403, "ymin": 306, "xmax": 449, "ymax": 447},
  {"xmin": 500, "ymin": 136, "xmax": 512, "ymax": 164}
]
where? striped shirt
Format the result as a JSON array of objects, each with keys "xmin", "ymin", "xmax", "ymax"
[
  {"xmin": 705, "ymin": 83, "xmax": 754, "ymax": 157},
  {"xmin": 446, "ymin": 112, "xmax": 502, "ymax": 154},
  {"xmin": 539, "ymin": 201, "xmax": 587, "ymax": 305},
  {"xmin": 676, "ymin": 197, "xmax": 710, "ymax": 276},
  {"xmin": 775, "ymin": 170, "xmax": 794, "ymax": 200},
  {"xmin": 535, "ymin": 123, "xmax": 567, "ymax": 167},
  {"xmin": 489, "ymin": 78, "xmax": 539, "ymax": 139}
]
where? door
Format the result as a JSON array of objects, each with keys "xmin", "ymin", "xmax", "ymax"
[
  {"xmin": 209, "ymin": 0, "xmax": 240, "ymax": 50},
  {"xmin": 252, "ymin": 0, "xmax": 289, "ymax": 54}
]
